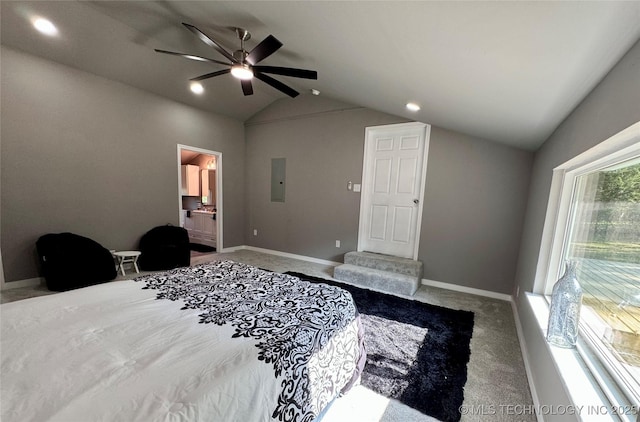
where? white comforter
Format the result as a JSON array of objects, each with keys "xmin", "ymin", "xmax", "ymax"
[{"xmin": 1, "ymin": 261, "xmax": 363, "ymax": 422}]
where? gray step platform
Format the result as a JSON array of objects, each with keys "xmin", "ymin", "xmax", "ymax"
[
  {"xmin": 343, "ymin": 251, "xmax": 423, "ymax": 278},
  {"xmin": 333, "ymin": 263, "xmax": 420, "ymax": 296}
]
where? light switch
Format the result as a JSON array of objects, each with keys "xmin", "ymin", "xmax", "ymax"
[{"xmin": 353, "ymin": 184, "xmax": 361, "ymax": 192}]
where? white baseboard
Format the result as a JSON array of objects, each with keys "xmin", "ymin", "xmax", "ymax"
[
  {"xmin": 224, "ymin": 246, "xmax": 514, "ymax": 301},
  {"xmin": 511, "ymin": 299, "xmax": 544, "ymax": 422},
  {"xmin": 421, "ymin": 278, "xmax": 513, "ymax": 301},
  {"xmin": 219, "ymin": 245, "xmax": 246, "ymax": 253},
  {"xmin": 221, "ymin": 245, "xmax": 342, "ymax": 267},
  {"xmin": 1, "ymin": 277, "xmax": 43, "ymax": 290}
]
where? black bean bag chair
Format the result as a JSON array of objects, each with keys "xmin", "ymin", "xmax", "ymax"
[
  {"xmin": 36, "ymin": 232, "xmax": 117, "ymax": 291},
  {"xmin": 138, "ymin": 225, "xmax": 190, "ymax": 271}
]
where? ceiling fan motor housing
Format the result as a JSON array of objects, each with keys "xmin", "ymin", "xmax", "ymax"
[{"xmin": 233, "ymin": 50, "xmax": 248, "ymax": 63}]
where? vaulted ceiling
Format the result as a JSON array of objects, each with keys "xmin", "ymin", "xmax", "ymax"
[{"xmin": 2, "ymin": 1, "xmax": 639, "ymax": 150}]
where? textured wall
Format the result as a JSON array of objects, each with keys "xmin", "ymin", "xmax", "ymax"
[
  {"xmin": 515, "ymin": 38, "xmax": 640, "ymax": 295},
  {"xmin": 244, "ymin": 96, "xmax": 405, "ymax": 263},
  {"xmin": 514, "ymin": 39, "xmax": 640, "ymax": 419},
  {"xmin": 245, "ymin": 95, "xmax": 533, "ymax": 294},
  {"xmin": 419, "ymin": 127, "xmax": 532, "ymax": 293},
  {"xmin": 1, "ymin": 47, "xmax": 246, "ymax": 282}
]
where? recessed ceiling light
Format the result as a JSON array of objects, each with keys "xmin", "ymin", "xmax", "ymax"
[
  {"xmin": 406, "ymin": 102, "xmax": 421, "ymax": 112},
  {"xmin": 190, "ymin": 82, "xmax": 204, "ymax": 95},
  {"xmin": 32, "ymin": 17, "xmax": 58, "ymax": 37}
]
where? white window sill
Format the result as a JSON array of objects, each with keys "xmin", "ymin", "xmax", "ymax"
[{"xmin": 526, "ymin": 293, "xmax": 636, "ymax": 421}]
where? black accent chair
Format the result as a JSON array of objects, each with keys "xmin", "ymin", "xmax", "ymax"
[
  {"xmin": 138, "ymin": 225, "xmax": 190, "ymax": 271},
  {"xmin": 36, "ymin": 232, "xmax": 117, "ymax": 291}
]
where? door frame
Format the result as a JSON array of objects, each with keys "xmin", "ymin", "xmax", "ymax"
[
  {"xmin": 177, "ymin": 144, "xmax": 223, "ymax": 252},
  {"xmin": 357, "ymin": 122, "xmax": 431, "ymax": 260}
]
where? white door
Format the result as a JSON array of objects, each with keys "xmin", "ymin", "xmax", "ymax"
[{"xmin": 358, "ymin": 122, "xmax": 430, "ymax": 259}]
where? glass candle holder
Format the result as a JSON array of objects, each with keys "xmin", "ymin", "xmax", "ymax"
[{"xmin": 547, "ymin": 260, "xmax": 583, "ymax": 348}]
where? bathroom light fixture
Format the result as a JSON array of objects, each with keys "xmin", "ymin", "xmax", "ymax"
[
  {"xmin": 190, "ymin": 82, "xmax": 204, "ymax": 94},
  {"xmin": 406, "ymin": 102, "xmax": 421, "ymax": 112},
  {"xmin": 230, "ymin": 64, "xmax": 253, "ymax": 80},
  {"xmin": 32, "ymin": 17, "xmax": 58, "ymax": 36}
]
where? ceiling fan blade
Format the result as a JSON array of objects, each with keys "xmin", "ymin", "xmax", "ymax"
[
  {"xmin": 245, "ymin": 35, "xmax": 283, "ymax": 65},
  {"xmin": 182, "ymin": 23, "xmax": 238, "ymax": 64},
  {"xmin": 253, "ymin": 66, "xmax": 317, "ymax": 80},
  {"xmin": 190, "ymin": 68, "xmax": 231, "ymax": 81},
  {"xmin": 254, "ymin": 72, "xmax": 299, "ymax": 98},
  {"xmin": 154, "ymin": 49, "xmax": 232, "ymax": 66},
  {"xmin": 241, "ymin": 79, "xmax": 254, "ymax": 96}
]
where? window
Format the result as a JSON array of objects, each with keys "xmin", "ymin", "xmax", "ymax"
[
  {"xmin": 562, "ymin": 157, "xmax": 640, "ymax": 402},
  {"xmin": 539, "ymin": 122, "xmax": 640, "ymax": 416}
]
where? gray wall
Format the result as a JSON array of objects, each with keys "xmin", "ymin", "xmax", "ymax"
[
  {"xmin": 245, "ymin": 96, "xmax": 405, "ymax": 262},
  {"xmin": 245, "ymin": 95, "xmax": 533, "ymax": 294},
  {"xmin": 1, "ymin": 47, "xmax": 246, "ymax": 282},
  {"xmin": 1, "ymin": 46, "xmax": 533, "ymax": 295},
  {"xmin": 420, "ymin": 127, "xmax": 532, "ymax": 293},
  {"xmin": 514, "ymin": 39, "xmax": 640, "ymax": 417}
]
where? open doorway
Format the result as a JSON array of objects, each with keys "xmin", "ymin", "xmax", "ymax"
[{"xmin": 177, "ymin": 144, "xmax": 222, "ymax": 254}]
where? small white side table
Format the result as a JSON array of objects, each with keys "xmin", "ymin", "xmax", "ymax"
[{"xmin": 113, "ymin": 251, "xmax": 141, "ymax": 276}]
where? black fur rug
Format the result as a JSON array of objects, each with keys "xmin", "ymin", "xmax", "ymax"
[{"xmin": 285, "ymin": 272, "xmax": 474, "ymax": 422}]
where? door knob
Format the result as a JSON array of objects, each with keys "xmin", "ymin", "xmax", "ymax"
[{"xmin": 413, "ymin": 199, "xmax": 419, "ymax": 204}]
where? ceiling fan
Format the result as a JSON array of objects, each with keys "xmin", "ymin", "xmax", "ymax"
[{"xmin": 155, "ymin": 23, "xmax": 318, "ymax": 98}]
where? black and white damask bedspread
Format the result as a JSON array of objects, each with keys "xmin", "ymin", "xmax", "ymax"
[
  {"xmin": 0, "ymin": 260, "xmax": 365, "ymax": 422},
  {"xmin": 135, "ymin": 260, "xmax": 365, "ymax": 422}
]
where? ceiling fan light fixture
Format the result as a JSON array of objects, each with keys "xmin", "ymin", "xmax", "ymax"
[
  {"xmin": 231, "ymin": 64, "xmax": 253, "ymax": 80},
  {"xmin": 156, "ymin": 23, "xmax": 316, "ymax": 98}
]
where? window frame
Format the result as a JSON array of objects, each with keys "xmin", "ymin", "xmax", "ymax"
[{"xmin": 534, "ymin": 121, "xmax": 640, "ymax": 414}]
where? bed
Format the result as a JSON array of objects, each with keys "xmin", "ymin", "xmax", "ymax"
[{"xmin": 1, "ymin": 260, "xmax": 366, "ymax": 422}]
